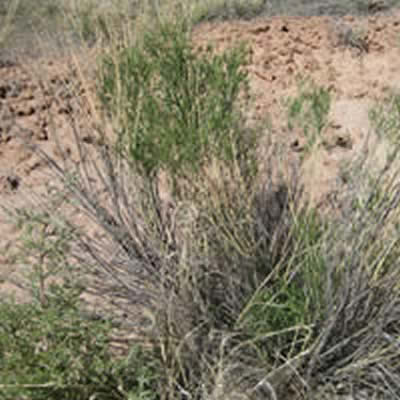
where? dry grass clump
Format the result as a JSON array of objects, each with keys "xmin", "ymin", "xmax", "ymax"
[{"xmin": 0, "ymin": 0, "xmax": 136, "ymax": 58}]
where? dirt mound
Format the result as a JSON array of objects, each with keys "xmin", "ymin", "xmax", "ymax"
[{"xmin": 2, "ymin": 10, "xmax": 400, "ymax": 295}]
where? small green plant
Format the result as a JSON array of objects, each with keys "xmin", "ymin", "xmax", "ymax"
[
  {"xmin": 238, "ymin": 211, "xmax": 327, "ymax": 360},
  {"xmin": 0, "ymin": 289, "xmax": 106, "ymax": 400},
  {"xmin": 0, "ymin": 289, "xmax": 160, "ymax": 400},
  {"xmin": 9, "ymin": 194, "xmax": 78, "ymax": 307},
  {"xmin": 369, "ymin": 92, "xmax": 400, "ymax": 143},
  {"xmin": 99, "ymin": 20, "xmax": 255, "ymax": 178},
  {"xmin": 286, "ymin": 80, "xmax": 331, "ymax": 153},
  {"xmin": 1, "ymin": 187, "xmax": 161, "ymax": 400}
]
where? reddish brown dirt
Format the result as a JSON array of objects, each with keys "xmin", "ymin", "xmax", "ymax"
[
  {"xmin": 194, "ymin": 11, "xmax": 400, "ymax": 203},
  {"xmin": 2, "ymin": 11, "xmax": 400, "ymax": 297}
]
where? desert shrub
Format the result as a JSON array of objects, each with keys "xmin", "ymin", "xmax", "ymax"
[
  {"xmin": 98, "ymin": 19, "xmax": 254, "ymax": 177},
  {"xmin": 1, "ymin": 191, "xmax": 160, "ymax": 400},
  {"xmin": 0, "ymin": 286, "xmax": 160, "ymax": 400},
  {"xmin": 286, "ymin": 79, "xmax": 331, "ymax": 153}
]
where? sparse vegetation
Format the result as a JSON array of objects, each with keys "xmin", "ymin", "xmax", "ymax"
[
  {"xmin": 286, "ymin": 79, "xmax": 331, "ymax": 153},
  {"xmin": 2, "ymin": 1, "xmax": 400, "ymax": 400},
  {"xmin": 369, "ymin": 92, "xmax": 400, "ymax": 143},
  {"xmin": 0, "ymin": 286, "xmax": 160, "ymax": 400}
]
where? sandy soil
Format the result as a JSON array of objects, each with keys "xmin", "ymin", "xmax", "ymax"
[{"xmin": 1, "ymin": 10, "xmax": 400, "ymax": 298}]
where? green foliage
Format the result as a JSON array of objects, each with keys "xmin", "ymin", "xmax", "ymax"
[
  {"xmin": 291, "ymin": 211, "xmax": 328, "ymax": 318},
  {"xmin": 11, "ymin": 204, "xmax": 79, "ymax": 307},
  {"xmin": 99, "ymin": 20, "xmax": 254, "ymax": 177},
  {"xmin": 3, "ymin": 200, "xmax": 160, "ymax": 400},
  {"xmin": 240, "ymin": 211, "xmax": 327, "ymax": 359},
  {"xmin": 286, "ymin": 80, "xmax": 331, "ymax": 153},
  {"xmin": 0, "ymin": 291, "xmax": 110, "ymax": 400},
  {"xmin": 369, "ymin": 92, "xmax": 400, "ymax": 143},
  {"xmin": 0, "ymin": 288, "xmax": 159, "ymax": 400},
  {"xmin": 115, "ymin": 346, "xmax": 160, "ymax": 400}
]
